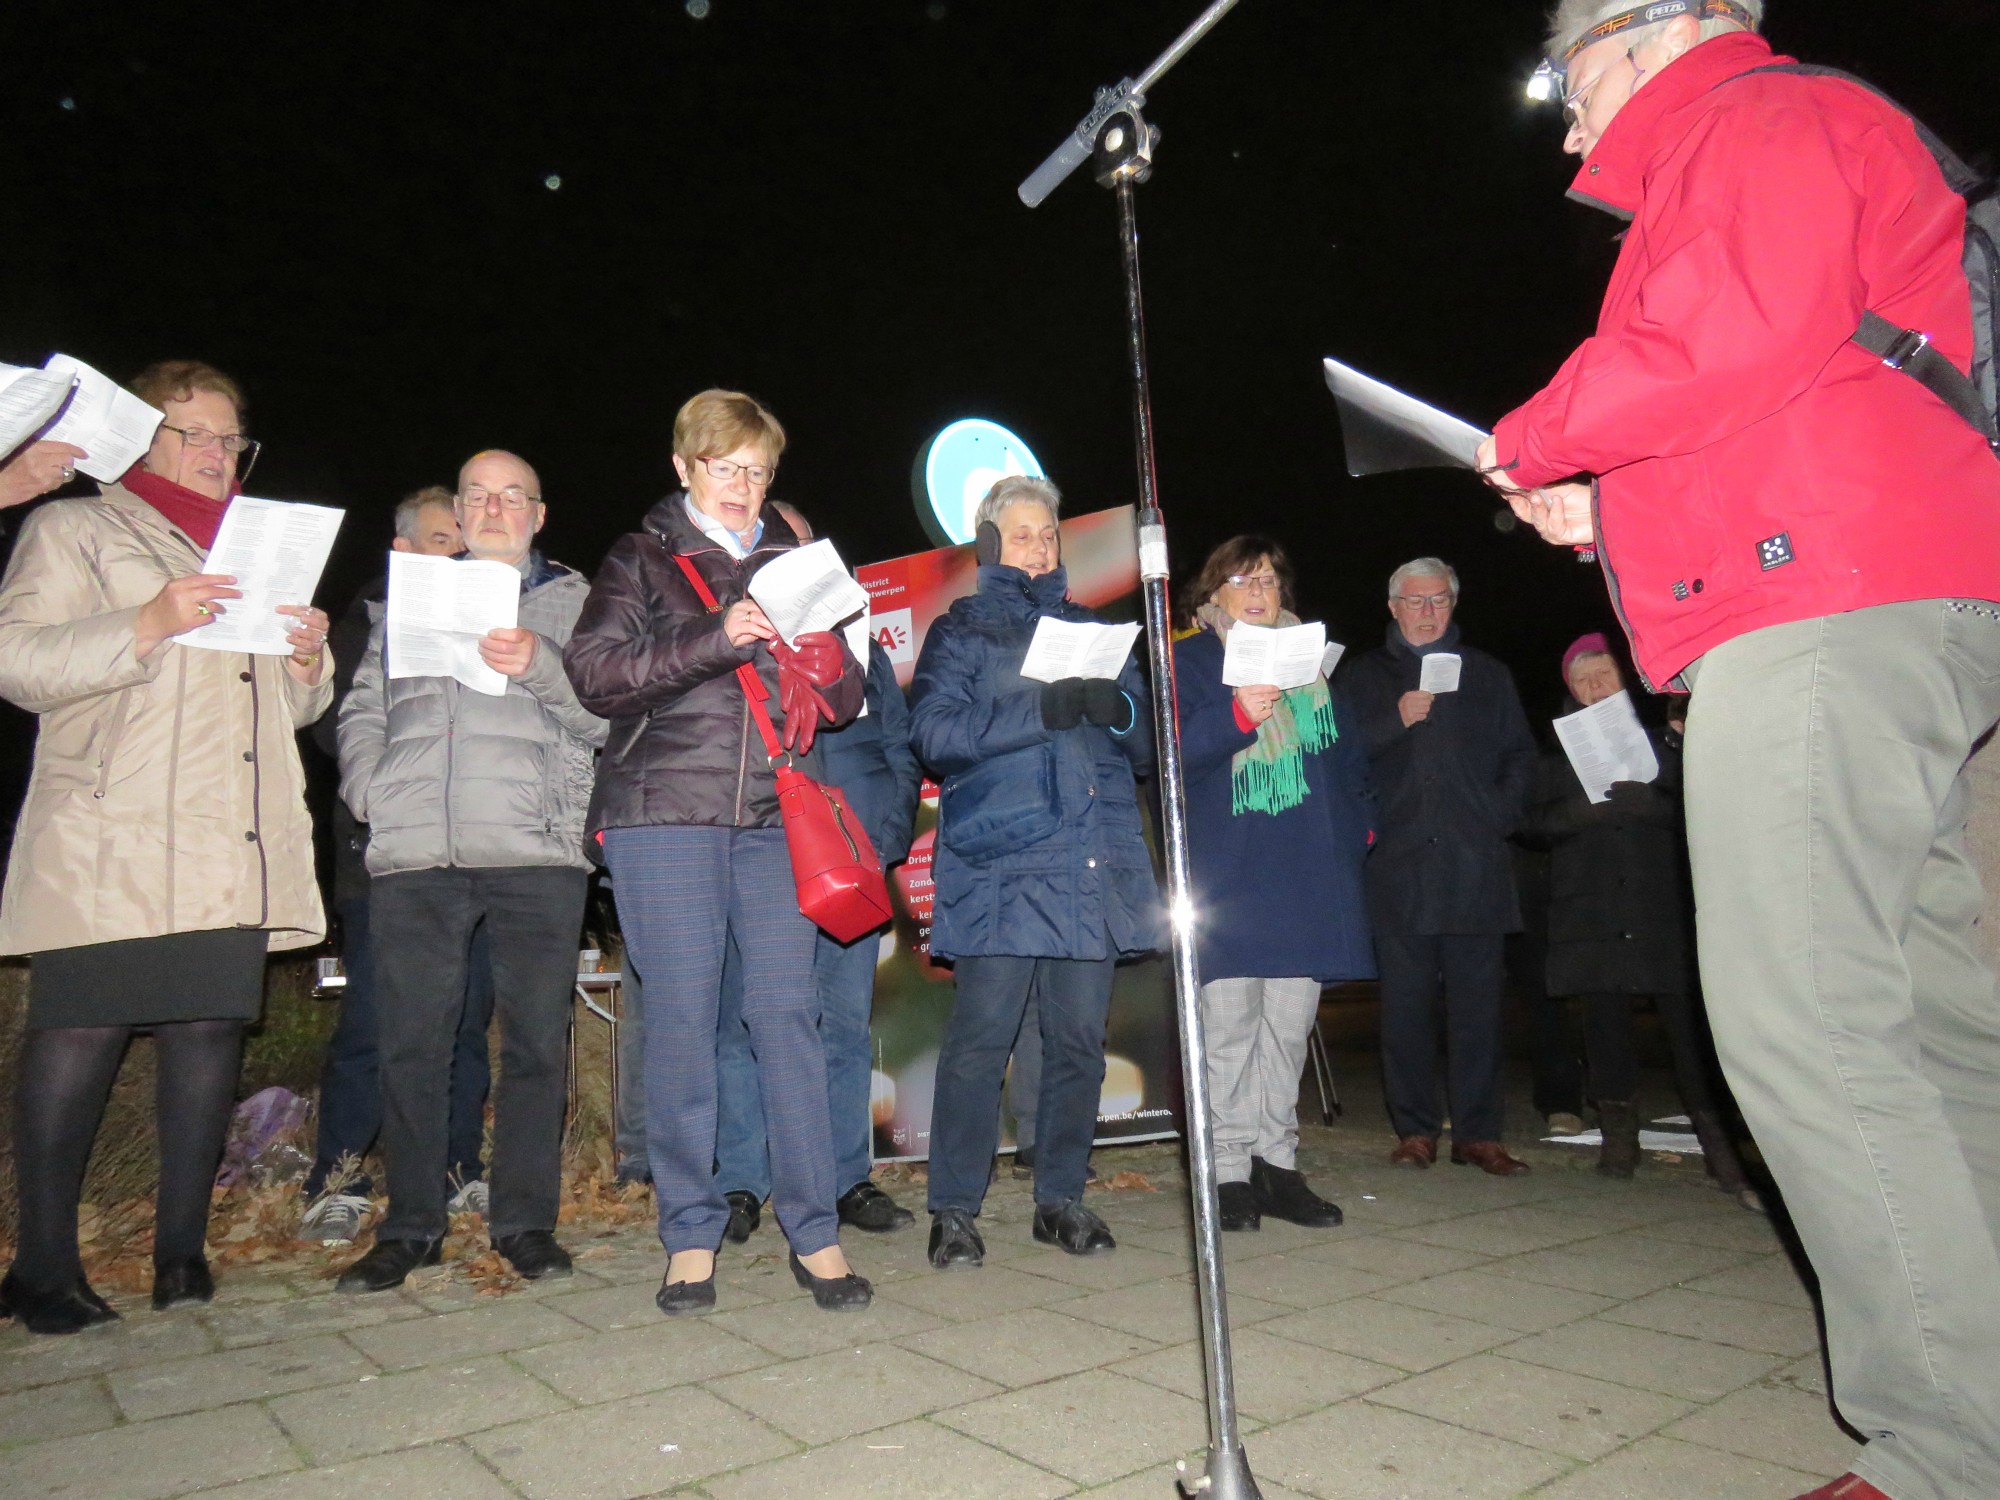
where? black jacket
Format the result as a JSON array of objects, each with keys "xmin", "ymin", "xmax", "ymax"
[
  {"xmin": 817, "ymin": 639, "xmax": 922, "ymax": 868},
  {"xmin": 1345, "ymin": 623, "xmax": 1536, "ymax": 935},
  {"xmin": 313, "ymin": 576, "xmax": 384, "ymax": 911},
  {"xmin": 564, "ymin": 495, "xmax": 864, "ymax": 838},
  {"xmin": 1521, "ymin": 728, "xmax": 1689, "ymax": 996}
]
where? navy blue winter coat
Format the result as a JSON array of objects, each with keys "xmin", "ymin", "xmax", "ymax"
[
  {"xmin": 816, "ymin": 639, "xmax": 922, "ymax": 868},
  {"xmin": 909, "ymin": 565, "xmax": 1165, "ymax": 962},
  {"xmin": 1174, "ymin": 627, "xmax": 1377, "ymax": 985}
]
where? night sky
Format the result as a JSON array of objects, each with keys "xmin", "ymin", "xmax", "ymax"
[{"xmin": 4, "ymin": 0, "xmax": 1994, "ymax": 785}]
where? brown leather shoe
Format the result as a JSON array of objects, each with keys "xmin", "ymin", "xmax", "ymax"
[
  {"xmin": 1451, "ymin": 1140, "xmax": 1531, "ymax": 1176},
  {"xmin": 1388, "ymin": 1135, "xmax": 1437, "ymax": 1168}
]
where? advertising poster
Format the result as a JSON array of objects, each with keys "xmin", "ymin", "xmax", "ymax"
[{"xmin": 861, "ymin": 507, "xmax": 1183, "ymax": 1162}]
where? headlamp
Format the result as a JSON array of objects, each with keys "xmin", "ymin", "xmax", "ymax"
[{"xmin": 1523, "ymin": 0, "xmax": 1755, "ymax": 104}]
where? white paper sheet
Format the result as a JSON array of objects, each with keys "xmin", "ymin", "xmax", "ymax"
[
  {"xmin": 1320, "ymin": 641, "xmax": 1347, "ymax": 679},
  {"xmin": 1019, "ymin": 617, "xmax": 1142, "ymax": 683},
  {"xmin": 0, "ymin": 361, "xmax": 77, "ymax": 458},
  {"xmin": 1419, "ymin": 653, "xmax": 1462, "ymax": 694},
  {"xmin": 41, "ymin": 356, "xmax": 165, "ymax": 482},
  {"xmin": 1322, "ymin": 357, "xmax": 1491, "ymax": 476},
  {"xmin": 1222, "ymin": 621, "xmax": 1329, "ymax": 690},
  {"xmin": 1552, "ymin": 690, "xmax": 1661, "ymax": 803},
  {"xmin": 748, "ymin": 539, "xmax": 872, "ymax": 648},
  {"xmin": 386, "ymin": 551, "xmax": 521, "ymax": 696},
  {"xmin": 179, "ymin": 498, "xmax": 343, "ymax": 656}
]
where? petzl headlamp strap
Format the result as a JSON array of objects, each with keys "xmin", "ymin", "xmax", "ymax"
[{"xmin": 1557, "ymin": 0, "xmax": 1755, "ymax": 64}]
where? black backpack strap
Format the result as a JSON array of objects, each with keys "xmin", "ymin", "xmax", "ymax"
[{"xmin": 1855, "ymin": 312, "xmax": 2000, "ymax": 449}]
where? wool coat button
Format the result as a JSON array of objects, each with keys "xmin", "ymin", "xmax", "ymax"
[
  {"xmin": 245, "ymin": 830, "xmax": 258, "ymax": 842},
  {"xmin": 239, "ymin": 670, "xmax": 253, "ymax": 682}
]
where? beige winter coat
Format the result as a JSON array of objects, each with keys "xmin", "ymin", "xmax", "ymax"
[{"xmin": 0, "ymin": 485, "xmax": 332, "ymax": 955}]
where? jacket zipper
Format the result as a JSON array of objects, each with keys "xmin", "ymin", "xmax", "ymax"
[
  {"xmin": 733, "ymin": 692, "xmax": 752, "ymax": 826},
  {"xmin": 91, "ymin": 691, "xmax": 135, "ymax": 800},
  {"xmin": 1591, "ymin": 481, "xmax": 1656, "ymax": 693},
  {"xmin": 444, "ymin": 681, "xmax": 459, "ymax": 866},
  {"xmin": 245, "ymin": 656, "xmax": 270, "ymax": 926}
]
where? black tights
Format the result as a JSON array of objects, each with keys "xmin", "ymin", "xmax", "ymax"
[{"xmin": 10, "ymin": 1019, "xmax": 244, "ymax": 1286}]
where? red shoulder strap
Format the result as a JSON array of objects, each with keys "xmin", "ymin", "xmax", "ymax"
[{"xmin": 672, "ymin": 550, "xmax": 785, "ymax": 761}]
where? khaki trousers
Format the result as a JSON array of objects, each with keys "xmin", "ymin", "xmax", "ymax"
[{"xmin": 1684, "ymin": 599, "xmax": 2000, "ymax": 1500}]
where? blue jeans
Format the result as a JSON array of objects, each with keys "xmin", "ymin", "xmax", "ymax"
[
  {"xmin": 716, "ymin": 927, "xmax": 880, "ymax": 1200},
  {"xmin": 927, "ymin": 955, "xmax": 1114, "ymax": 1215},
  {"xmin": 606, "ymin": 825, "xmax": 838, "ymax": 1256},
  {"xmin": 307, "ymin": 893, "xmax": 496, "ymax": 1196}
]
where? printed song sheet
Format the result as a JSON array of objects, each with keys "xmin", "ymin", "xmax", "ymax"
[
  {"xmin": 748, "ymin": 539, "xmax": 872, "ymax": 648},
  {"xmin": 1019, "ymin": 617, "xmax": 1142, "ymax": 683},
  {"xmin": 1322, "ymin": 356, "xmax": 1490, "ymax": 476},
  {"xmin": 1222, "ymin": 621, "xmax": 1329, "ymax": 690},
  {"xmin": 386, "ymin": 551, "xmax": 520, "ymax": 696},
  {"xmin": 182, "ymin": 498, "xmax": 344, "ymax": 656},
  {"xmin": 1418, "ymin": 652, "xmax": 1462, "ymax": 694},
  {"xmin": 0, "ymin": 361, "xmax": 77, "ymax": 457},
  {"xmin": 1552, "ymin": 689, "xmax": 1660, "ymax": 804},
  {"xmin": 41, "ymin": 356, "xmax": 165, "ymax": 482}
]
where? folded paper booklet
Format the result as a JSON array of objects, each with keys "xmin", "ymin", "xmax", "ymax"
[
  {"xmin": 748, "ymin": 538, "xmax": 872, "ymax": 649},
  {"xmin": 1019, "ymin": 617, "xmax": 1142, "ymax": 683},
  {"xmin": 1418, "ymin": 652, "xmax": 1462, "ymax": 694},
  {"xmin": 182, "ymin": 498, "xmax": 344, "ymax": 657},
  {"xmin": 1222, "ymin": 621, "xmax": 1329, "ymax": 690},
  {"xmin": 386, "ymin": 551, "xmax": 520, "ymax": 696},
  {"xmin": 1553, "ymin": 689, "xmax": 1660, "ymax": 804},
  {"xmin": 40, "ymin": 355, "xmax": 166, "ymax": 482}
]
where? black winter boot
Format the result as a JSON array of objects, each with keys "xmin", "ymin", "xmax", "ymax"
[{"xmin": 1596, "ymin": 1101, "xmax": 1641, "ymax": 1179}]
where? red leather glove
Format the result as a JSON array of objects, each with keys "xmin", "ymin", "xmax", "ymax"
[{"xmin": 770, "ymin": 631, "xmax": 844, "ymax": 756}]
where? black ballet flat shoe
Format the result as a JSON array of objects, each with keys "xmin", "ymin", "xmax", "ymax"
[
  {"xmin": 656, "ymin": 1264, "xmax": 718, "ymax": 1317},
  {"xmin": 336, "ymin": 1237, "xmax": 442, "ymax": 1294},
  {"xmin": 151, "ymin": 1256, "xmax": 216, "ymax": 1310},
  {"xmin": 789, "ymin": 1249, "xmax": 872, "ymax": 1311},
  {"xmin": 0, "ymin": 1270, "xmax": 121, "ymax": 1335},
  {"xmin": 722, "ymin": 1191, "xmax": 763, "ymax": 1244}
]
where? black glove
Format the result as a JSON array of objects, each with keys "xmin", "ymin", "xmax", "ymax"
[
  {"xmin": 1080, "ymin": 678, "xmax": 1129, "ymax": 730},
  {"xmin": 1041, "ymin": 678, "xmax": 1085, "ymax": 730}
]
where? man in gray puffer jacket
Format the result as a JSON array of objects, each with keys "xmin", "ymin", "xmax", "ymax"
[{"xmin": 334, "ymin": 450, "xmax": 608, "ymax": 1291}]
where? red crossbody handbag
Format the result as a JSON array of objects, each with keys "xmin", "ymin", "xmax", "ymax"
[{"xmin": 673, "ymin": 552, "xmax": 894, "ymax": 944}]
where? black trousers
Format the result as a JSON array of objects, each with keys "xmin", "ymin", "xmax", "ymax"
[
  {"xmin": 1376, "ymin": 931, "xmax": 1506, "ymax": 1143},
  {"xmin": 1572, "ymin": 991, "xmax": 1718, "ymax": 1113},
  {"xmin": 370, "ymin": 866, "xmax": 587, "ymax": 1243}
]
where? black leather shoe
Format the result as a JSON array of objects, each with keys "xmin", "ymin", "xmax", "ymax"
[
  {"xmin": 0, "ymin": 1270, "xmax": 121, "ymax": 1335},
  {"xmin": 1250, "ymin": 1157, "xmax": 1344, "ymax": 1228},
  {"xmin": 789, "ymin": 1249, "xmax": 873, "ymax": 1310},
  {"xmin": 928, "ymin": 1209, "xmax": 985, "ymax": 1269},
  {"xmin": 151, "ymin": 1256, "xmax": 216, "ymax": 1310},
  {"xmin": 656, "ymin": 1266, "xmax": 717, "ymax": 1317},
  {"xmin": 723, "ymin": 1190, "xmax": 762, "ymax": 1244},
  {"xmin": 1033, "ymin": 1200, "xmax": 1116, "ymax": 1255},
  {"xmin": 494, "ymin": 1230, "xmax": 573, "ymax": 1281},
  {"xmin": 837, "ymin": 1181, "xmax": 915, "ymax": 1232},
  {"xmin": 336, "ymin": 1237, "xmax": 442, "ymax": 1293},
  {"xmin": 1217, "ymin": 1180, "xmax": 1261, "ymax": 1232}
]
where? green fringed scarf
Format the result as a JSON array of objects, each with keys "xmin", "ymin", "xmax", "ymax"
[{"xmin": 1196, "ymin": 603, "xmax": 1339, "ymax": 816}]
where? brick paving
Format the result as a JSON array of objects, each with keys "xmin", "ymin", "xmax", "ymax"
[{"xmin": 0, "ymin": 1071, "xmax": 1857, "ymax": 1500}]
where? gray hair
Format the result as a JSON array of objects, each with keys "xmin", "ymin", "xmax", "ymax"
[
  {"xmin": 1544, "ymin": 0, "xmax": 1761, "ymax": 61},
  {"xmin": 1388, "ymin": 557, "xmax": 1461, "ymax": 602},
  {"xmin": 393, "ymin": 484, "xmax": 455, "ymax": 542},
  {"xmin": 973, "ymin": 474, "xmax": 1062, "ymax": 532}
]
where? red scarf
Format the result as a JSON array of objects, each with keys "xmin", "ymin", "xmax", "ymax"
[{"xmin": 121, "ymin": 466, "xmax": 230, "ymax": 551}]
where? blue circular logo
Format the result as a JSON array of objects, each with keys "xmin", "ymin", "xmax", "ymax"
[{"xmin": 913, "ymin": 419, "xmax": 1046, "ymax": 548}]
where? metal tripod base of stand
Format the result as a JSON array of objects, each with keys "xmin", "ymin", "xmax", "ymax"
[{"xmin": 1178, "ymin": 1445, "xmax": 1262, "ymax": 1500}]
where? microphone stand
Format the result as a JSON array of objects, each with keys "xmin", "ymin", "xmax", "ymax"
[{"xmin": 1019, "ymin": 5, "xmax": 1258, "ymax": 1497}]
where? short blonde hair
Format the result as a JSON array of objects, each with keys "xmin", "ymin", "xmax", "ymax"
[
  {"xmin": 130, "ymin": 359, "xmax": 245, "ymax": 420},
  {"xmin": 673, "ymin": 389, "xmax": 786, "ymax": 465}
]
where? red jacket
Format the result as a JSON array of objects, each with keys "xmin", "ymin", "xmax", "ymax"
[{"xmin": 1492, "ymin": 32, "xmax": 2000, "ymax": 688}]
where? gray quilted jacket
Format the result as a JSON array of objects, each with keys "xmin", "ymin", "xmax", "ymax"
[{"xmin": 337, "ymin": 552, "xmax": 608, "ymax": 875}]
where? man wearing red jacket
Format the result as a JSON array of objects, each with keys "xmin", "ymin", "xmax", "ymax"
[{"xmin": 1478, "ymin": 4, "xmax": 2000, "ymax": 1499}]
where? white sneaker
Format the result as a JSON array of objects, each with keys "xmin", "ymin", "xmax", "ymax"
[
  {"xmin": 447, "ymin": 1179, "xmax": 490, "ymax": 1219},
  {"xmin": 299, "ymin": 1192, "xmax": 372, "ymax": 1244}
]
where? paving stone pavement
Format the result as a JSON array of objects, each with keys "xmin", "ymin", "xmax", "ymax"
[{"xmin": 0, "ymin": 1082, "xmax": 1859, "ymax": 1499}]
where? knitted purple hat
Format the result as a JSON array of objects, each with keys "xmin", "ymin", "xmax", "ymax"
[{"xmin": 1561, "ymin": 631, "xmax": 1614, "ymax": 685}]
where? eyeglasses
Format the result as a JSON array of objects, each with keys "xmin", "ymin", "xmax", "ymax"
[
  {"xmin": 698, "ymin": 456, "xmax": 776, "ymax": 488},
  {"xmin": 1225, "ymin": 573, "xmax": 1280, "ymax": 593},
  {"xmin": 1390, "ymin": 593, "xmax": 1455, "ymax": 612},
  {"xmin": 1561, "ymin": 47, "xmax": 1640, "ymax": 132},
  {"xmin": 459, "ymin": 485, "xmax": 541, "ymax": 510},
  {"xmin": 163, "ymin": 424, "xmax": 262, "ymax": 479}
]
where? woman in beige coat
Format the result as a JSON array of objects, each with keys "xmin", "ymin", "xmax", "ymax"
[{"xmin": 0, "ymin": 360, "xmax": 332, "ymax": 1334}]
